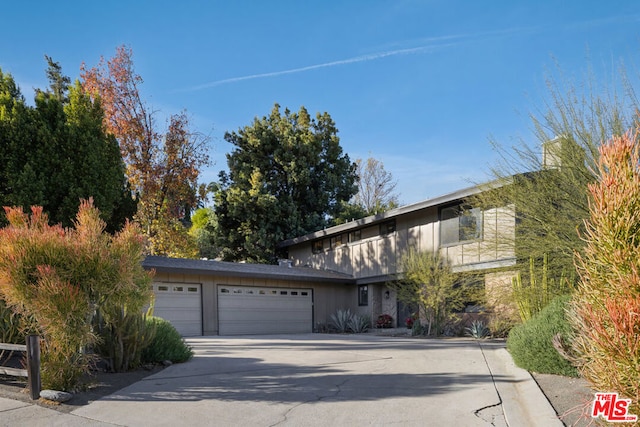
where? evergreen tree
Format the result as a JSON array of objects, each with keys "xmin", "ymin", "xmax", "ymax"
[
  {"xmin": 0, "ymin": 60, "xmax": 135, "ymax": 230},
  {"xmin": 213, "ymin": 104, "xmax": 357, "ymax": 263}
]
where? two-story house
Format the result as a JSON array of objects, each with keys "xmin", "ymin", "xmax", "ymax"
[
  {"xmin": 279, "ymin": 183, "xmax": 516, "ymax": 327},
  {"xmin": 144, "ymin": 182, "xmax": 516, "ymax": 336}
]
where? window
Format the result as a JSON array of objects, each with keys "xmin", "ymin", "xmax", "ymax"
[
  {"xmin": 312, "ymin": 240, "xmax": 324, "ymax": 254},
  {"xmin": 358, "ymin": 285, "xmax": 368, "ymax": 306},
  {"xmin": 330, "ymin": 234, "xmax": 344, "ymax": 249},
  {"xmin": 440, "ymin": 204, "xmax": 482, "ymax": 245},
  {"xmin": 349, "ymin": 229, "xmax": 361, "ymax": 243},
  {"xmin": 380, "ymin": 220, "xmax": 396, "ymax": 236}
]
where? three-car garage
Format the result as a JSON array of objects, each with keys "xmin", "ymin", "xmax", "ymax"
[{"xmin": 144, "ymin": 256, "xmax": 353, "ymax": 336}]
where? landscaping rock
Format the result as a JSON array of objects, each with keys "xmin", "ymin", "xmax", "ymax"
[
  {"xmin": 40, "ymin": 389, "xmax": 73, "ymax": 403},
  {"xmin": 162, "ymin": 360, "xmax": 173, "ymax": 367}
]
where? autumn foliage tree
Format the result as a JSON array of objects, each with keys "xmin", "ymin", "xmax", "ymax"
[
  {"xmin": 81, "ymin": 46, "xmax": 209, "ymax": 257},
  {"xmin": 0, "ymin": 200, "xmax": 152, "ymax": 390},
  {"xmin": 570, "ymin": 127, "xmax": 640, "ymax": 418}
]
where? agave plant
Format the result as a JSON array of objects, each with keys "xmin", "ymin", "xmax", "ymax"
[
  {"xmin": 347, "ymin": 314, "xmax": 370, "ymax": 333},
  {"xmin": 330, "ymin": 309, "xmax": 353, "ymax": 333},
  {"xmin": 465, "ymin": 320, "xmax": 490, "ymax": 339}
]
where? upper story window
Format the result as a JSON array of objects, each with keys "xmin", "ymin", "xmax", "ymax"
[
  {"xmin": 312, "ymin": 240, "xmax": 324, "ymax": 254},
  {"xmin": 349, "ymin": 229, "xmax": 361, "ymax": 243},
  {"xmin": 440, "ymin": 204, "xmax": 482, "ymax": 246},
  {"xmin": 380, "ymin": 220, "xmax": 396, "ymax": 236},
  {"xmin": 330, "ymin": 234, "xmax": 345, "ymax": 249}
]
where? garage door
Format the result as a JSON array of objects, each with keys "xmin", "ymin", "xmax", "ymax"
[
  {"xmin": 218, "ymin": 286, "xmax": 313, "ymax": 335},
  {"xmin": 151, "ymin": 283, "xmax": 202, "ymax": 336}
]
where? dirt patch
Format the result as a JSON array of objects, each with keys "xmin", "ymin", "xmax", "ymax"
[
  {"xmin": 533, "ymin": 372, "xmax": 595, "ymax": 427},
  {"xmin": 0, "ymin": 364, "xmax": 165, "ymax": 414}
]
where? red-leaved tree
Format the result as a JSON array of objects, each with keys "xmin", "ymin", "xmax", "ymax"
[{"xmin": 81, "ymin": 46, "xmax": 209, "ymax": 257}]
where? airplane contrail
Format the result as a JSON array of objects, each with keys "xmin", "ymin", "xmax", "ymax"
[{"xmin": 181, "ymin": 27, "xmax": 535, "ymax": 92}]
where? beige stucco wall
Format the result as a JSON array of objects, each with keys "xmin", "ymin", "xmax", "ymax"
[
  {"xmin": 151, "ymin": 271, "xmax": 353, "ymax": 335},
  {"xmin": 484, "ymin": 269, "xmax": 519, "ymax": 316}
]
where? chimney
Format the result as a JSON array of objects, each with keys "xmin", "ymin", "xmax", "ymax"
[{"xmin": 278, "ymin": 259, "xmax": 293, "ymax": 268}]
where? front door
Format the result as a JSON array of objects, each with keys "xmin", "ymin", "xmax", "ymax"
[{"xmin": 396, "ymin": 300, "xmax": 414, "ymax": 328}]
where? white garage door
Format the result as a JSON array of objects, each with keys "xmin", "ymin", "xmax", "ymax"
[
  {"xmin": 218, "ymin": 286, "xmax": 313, "ymax": 335},
  {"xmin": 152, "ymin": 283, "xmax": 202, "ymax": 336}
]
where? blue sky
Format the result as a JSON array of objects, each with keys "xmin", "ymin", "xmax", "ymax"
[{"xmin": 2, "ymin": 1, "xmax": 640, "ymax": 205}]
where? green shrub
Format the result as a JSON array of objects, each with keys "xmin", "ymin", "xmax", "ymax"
[
  {"xmin": 512, "ymin": 254, "xmax": 572, "ymax": 322},
  {"xmin": 95, "ymin": 311, "xmax": 156, "ymax": 372},
  {"xmin": 0, "ymin": 201, "xmax": 152, "ymax": 390},
  {"xmin": 411, "ymin": 320, "xmax": 425, "ymax": 336},
  {"xmin": 142, "ymin": 317, "xmax": 193, "ymax": 363},
  {"xmin": 507, "ymin": 295, "xmax": 577, "ymax": 377},
  {"xmin": 0, "ymin": 298, "xmax": 25, "ymax": 345}
]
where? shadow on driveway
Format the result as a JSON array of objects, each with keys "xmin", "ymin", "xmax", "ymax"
[{"xmin": 97, "ymin": 335, "xmax": 522, "ymax": 404}]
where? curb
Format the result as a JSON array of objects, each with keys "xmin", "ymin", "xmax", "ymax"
[{"xmin": 480, "ymin": 341, "xmax": 563, "ymax": 427}]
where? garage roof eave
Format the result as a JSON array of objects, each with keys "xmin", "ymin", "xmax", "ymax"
[{"xmin": 142, "ymin": 256, "xmax": 355, "ymax": 284}]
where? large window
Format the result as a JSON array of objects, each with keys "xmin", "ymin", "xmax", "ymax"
[{"xmin": 440, "ymin": 204, "xmax": 482, "ymax": 246}]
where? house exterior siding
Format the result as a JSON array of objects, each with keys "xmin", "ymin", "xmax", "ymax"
[
  {"xmin": 150, "ymin": 269, "xmax": 352, "ymax": 335},
  {"xmin": 279, "ymin": 185, "xmax": 517, "ymax": 326},
  {"xmin": 286, "ymin": 205, "xmax": 515, "ymax": 279},
  {"xmin": 144, "ymin": 183, "xmax": 518, "ymax": 335}
]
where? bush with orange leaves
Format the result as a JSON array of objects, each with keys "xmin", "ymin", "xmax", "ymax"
[
  {"xmin": 0, "ymin": 199, "xmax": 152, "ymax": 391},
  {"xmin": 570, "ymin": 127, "xmax": 640, "ymax": 420}
]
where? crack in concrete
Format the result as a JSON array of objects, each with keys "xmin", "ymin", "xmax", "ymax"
[
  {"xmin": 269, "ymin": 376, "xmax": 351, "ymax": 426},
  {"xmin": 475, "ymin": 401, "xmax": 506, "ymax": 426},
  {"xmin": 474, "ymin": 341, "xmax": 508, "ymax": 426}
]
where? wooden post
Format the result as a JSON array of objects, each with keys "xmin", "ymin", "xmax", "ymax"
[{"xmin": 26, "ymin": 335, "xmax": 41, "ymax": 400}]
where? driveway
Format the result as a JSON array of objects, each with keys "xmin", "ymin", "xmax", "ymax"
[
  {"xmin": 68, "ymin": 334, "xmax": 561, "ymax": 426},
  {"xmin": 3, "ymin": 334, "xmax": 561, "ymax": 426}
]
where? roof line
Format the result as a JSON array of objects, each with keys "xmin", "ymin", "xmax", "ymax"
[{"xmin": 279, "ymin": 180, "xmax": 506, "ymax": 248}]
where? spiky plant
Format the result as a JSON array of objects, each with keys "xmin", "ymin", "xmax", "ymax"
[{"xmin": 570, "ymin": 128, "xmax": 640, "ymax": 418}]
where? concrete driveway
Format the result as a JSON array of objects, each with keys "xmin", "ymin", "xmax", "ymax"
[{"xmin": 3, "ymin": 334, "xmax": 562, "ymax": 426}]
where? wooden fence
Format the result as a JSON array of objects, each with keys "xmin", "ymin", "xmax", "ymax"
[{"xmin": 0, "ymin": 335, "xmax": 41, "ymax": 400}]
